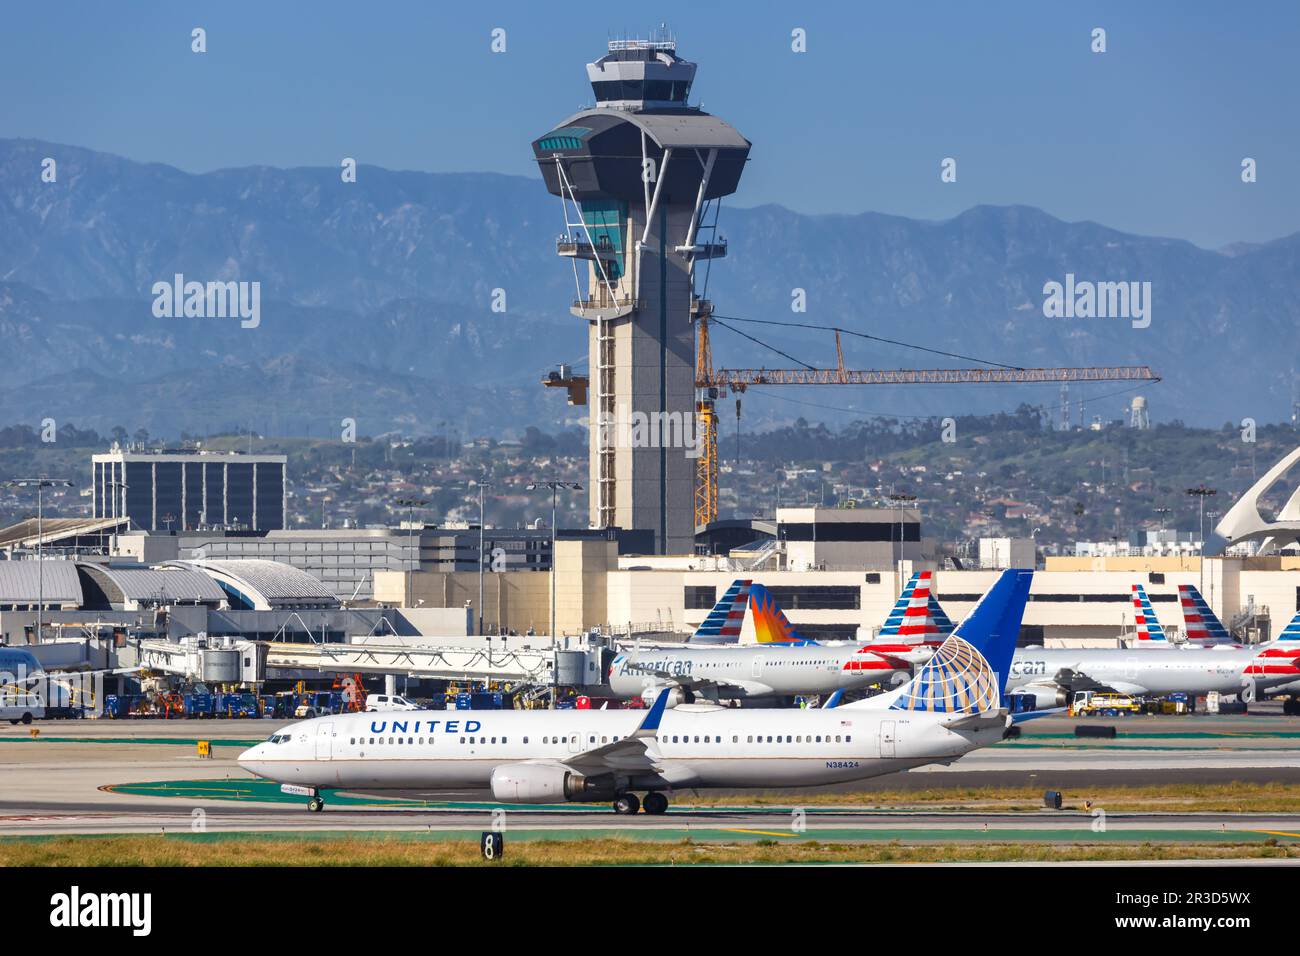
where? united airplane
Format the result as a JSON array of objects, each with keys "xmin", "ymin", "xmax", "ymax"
[
  {"xmin": 238, "ymin": 569, "xmax": 1034, "ymax": 815},
  {"xmin": 606, "ymin": 572, "xmax": 949, "ymax": 705}
]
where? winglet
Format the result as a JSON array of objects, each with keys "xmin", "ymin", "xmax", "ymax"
[
  {"xmin": 822, "ymin": 689, "xmax": 844, "ymax": 709},
  {"xmin": 633, "ymin": 688, "xmax": 671, "ymax": 737}
]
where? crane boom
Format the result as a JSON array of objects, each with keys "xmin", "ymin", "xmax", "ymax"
[
  {"xmin": 691, "ymin": 323, "xmax": 1159, "ymax": 526},
  {"xmin": 704, "ymin": 365, "xmax": 1160, "ymax": 387}
]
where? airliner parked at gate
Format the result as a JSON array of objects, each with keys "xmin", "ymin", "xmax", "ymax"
[{"xmin": 607, "ymin": 572, "xmax": 949, "ymax": 704}]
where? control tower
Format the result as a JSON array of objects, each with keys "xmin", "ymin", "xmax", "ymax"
[{"xmin": 532, "ymin": 37, "xmax": 750, "ymax": 553}]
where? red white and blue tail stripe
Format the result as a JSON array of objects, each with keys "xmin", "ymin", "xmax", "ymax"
[
  {"xmin": 879, "ymin": 571, "xmax": 953, "ymax": 645},
  {"xmin": 1177, "ymin": 584, "xmax": 1237, "ymax": 646},
  {"xmin": 1131, "ymin": 584, "xmax": 1168, "ymax": 645},
  {"xmin": 686, "ymin": 579, "xmax": 752, "ymax": 645}
]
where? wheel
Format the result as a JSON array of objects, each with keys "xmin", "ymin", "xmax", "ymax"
[
  {"xmin": 307, "ymin": 796, "xmax": 324, "ymax": 812},
  {"xmin": 7, "ymin": 720, "xmax": 15, "ymax": 726},
  {"xmin": 612, "ymin": 793, "xmax": 640, "ymax": 815},
  {"xmin": 643, "ymin": 792, "xmax": 669, "ymax": 815},
  {"xmin": 19, "ymin": 713, "xmax": 31, "ymax": 725}
]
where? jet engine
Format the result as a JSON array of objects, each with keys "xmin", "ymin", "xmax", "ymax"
[
  {"xmin": 641, "ymin": 685, "xmax": 692, "ymax": 708},
  {"xmin": 1014, "ymin": 685, "xmax": 1070, "ymax": 709},
  {"xmin": 489, "ymin": 763, "xmax": 616, "ymax": 804}
]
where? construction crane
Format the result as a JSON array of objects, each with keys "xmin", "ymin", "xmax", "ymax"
[
  {"xmin": 545, "ymin": 315, "xmax": 1161, "ymax": 528},
  {"xmin": 691, "ymin": 314, "xmax": 1160, "ymax": 526}
]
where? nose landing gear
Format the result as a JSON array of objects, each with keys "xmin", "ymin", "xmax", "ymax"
[{"xmin": 307, "ymin": 796, "xmax": 325, "ymax": 812}]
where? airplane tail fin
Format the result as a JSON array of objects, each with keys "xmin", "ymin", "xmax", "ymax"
[
  {"xmin": 1274, "ymin": 608, "xmax": 1300, "ymax": 644},
  {"xmin": 1177, "ymin": 584, "xmax": 1235, "ymax": 645},
  {"xmin": 686, "ymin": 579, "xmax": 752, "ymax": 644},
  {"xmin": 747, "ymin": 583, "xmax": 814, "ymax": 645},
  {"xmin": 879, "ymin": 570, "xmax": 951, "ymax": 644},
  {"xmin": 1131, "ymin": 584, "xmax": 1168, "ymax": 645},
  {"xmin": 845, "ymin": 569, "xmax": 1033, "ymax": 715}
]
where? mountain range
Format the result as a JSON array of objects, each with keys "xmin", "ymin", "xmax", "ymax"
[{"xmin": 2, "ymin": 136, "xmax": 1297, "ymax": 437}]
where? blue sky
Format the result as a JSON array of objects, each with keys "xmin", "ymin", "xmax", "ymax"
[{"xmin": 4, "ymin": 0, "xmax": 1298, "ymax": 248}]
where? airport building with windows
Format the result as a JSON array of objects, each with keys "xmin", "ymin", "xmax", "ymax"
[{"xmin": 91, "ymin": 449, "xmax": 287, "ymax": 532}]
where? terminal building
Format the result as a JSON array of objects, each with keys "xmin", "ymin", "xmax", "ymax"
[{"xmin": 92, "ymin": 448, "xmax": 287, "ymax": 532}]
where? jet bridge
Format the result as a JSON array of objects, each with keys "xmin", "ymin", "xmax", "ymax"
[{"xmin": 137, "ymin": 635, "xmax": 607, "ymax": 687}]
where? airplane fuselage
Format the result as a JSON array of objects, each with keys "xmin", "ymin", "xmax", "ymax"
[
  {"xmin": 238, "ymin": 706, "xmax": 1000, "ymax": 794},
  {"xmin": 1008, "ymin": 645, "xmax": 1288, "ymax": 698},
  {"xmin": 607, "ymin": 643, "xmax": 909, "ymax": 702}
]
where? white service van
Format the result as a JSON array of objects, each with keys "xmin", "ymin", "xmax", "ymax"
[
  {"xmin": 0, "ymin": 688, "xmax": 45, "ymax": 725},
  {"xmin": 363, "ymin": 693, "xmax": 420, "ymax": 712}
]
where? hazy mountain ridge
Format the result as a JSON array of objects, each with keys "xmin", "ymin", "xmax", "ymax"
[{"xmin": 2, "ymin": 137, "xmax": 1297, "ymax": 434}]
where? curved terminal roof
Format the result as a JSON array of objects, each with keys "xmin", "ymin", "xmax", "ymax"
[
  {"xmin": 170, "ymin": 559, "xmax": 338, "ymax": 611},
  {"xmin": 0, "ymin": 560, "xmax": 84, "ymax": 607},
  {"xmin": 78, "ymin": 563, "xmax": 226, "ymax": 608}
]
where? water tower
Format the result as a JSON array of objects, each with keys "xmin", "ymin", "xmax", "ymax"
[{"xmin": 532, "ymin": 35, "xmax": 750, "ymax": 553}]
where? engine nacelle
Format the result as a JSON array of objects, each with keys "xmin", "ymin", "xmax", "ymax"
[
  {"xmin": 641, "ymin": 685, "xmax": 691, "ymax": 708},
  {"xmin": 489, "ymin": 763, "xmax": 616, "ymax": 804},
  {"xmin": 1013, "ymin": 685, "xmax": 1070, "ymax": 709}
]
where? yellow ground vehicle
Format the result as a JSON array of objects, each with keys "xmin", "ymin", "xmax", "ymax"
[{"xmin": 1070, "ymin": 690, "xmax": 1141, "ymax": 716}]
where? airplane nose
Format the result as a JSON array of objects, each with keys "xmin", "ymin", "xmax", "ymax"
[{"xmin": 237, "ymin": 744, "xmax": 261, "ymax": 769}]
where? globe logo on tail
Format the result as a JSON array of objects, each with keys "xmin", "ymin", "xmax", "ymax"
[{"xmin": 890, "ymin": 634, "xmax": 999, "ymax": 714}]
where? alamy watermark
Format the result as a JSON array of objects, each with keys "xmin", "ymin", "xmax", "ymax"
[
  {"xmin": 1042, "ymin": 273, "xmax": 1151, "ymax": 329},
  {"xmin": 151, "ymin": 273, "xmax": 261, "ymax": 328},
  {"xmin": 595, "ymin": 404, "xmax": 704, "ymax": 458}
]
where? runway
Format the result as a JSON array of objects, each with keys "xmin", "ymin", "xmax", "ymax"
[{"xmin": 2, "ymin": 709, "xmax": 1298, "ymax": 843}]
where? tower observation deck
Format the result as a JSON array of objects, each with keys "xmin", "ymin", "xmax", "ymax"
[{"xmin": 532, "ymin": 37, "xmax": 750, "ymax": 553}]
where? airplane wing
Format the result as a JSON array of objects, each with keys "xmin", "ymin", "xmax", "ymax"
[
  {"xmin": 1021, "ymin": 669, "xmax": 1150, "ymax": 698},
  {"xmin": 562, "ymin": 689, "xmax": 671, "ymax": 774}
]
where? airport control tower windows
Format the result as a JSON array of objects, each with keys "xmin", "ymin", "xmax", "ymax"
[{"xmin": 591, "ymin": 79, "xmax": 691, "ymax": 104}]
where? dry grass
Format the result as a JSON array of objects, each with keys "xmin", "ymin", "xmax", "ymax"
[
  {"xmin": 2, "ymin": 835, "xmax": 1298, "ymax": 867},
  {"xmin": 684, "ymin": 781, "xmax": 1300, "ymax": 813}
]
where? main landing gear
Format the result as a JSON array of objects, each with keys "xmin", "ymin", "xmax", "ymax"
[{"xmin": 612, "ymin": 791, "xmax": 669, "ymax": 815}]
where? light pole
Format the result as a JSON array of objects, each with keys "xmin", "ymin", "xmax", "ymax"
[
  {"xmin": 476, "ymin": 479, "xmax": 492, "ymax": 636},
  {"xmin": 1186, "ymin": 485, "xmax": 1217, "ymax": 596},
  {"xmin": 394, "ymin": 497, "xmax": 428, "ymax": 607},
  {"xmin": 7, "ymin": 478, "xmax": 74, "ymax": 642},
  {"xmin": 1154, "ymin": 506, "xmax": 1171, "ymax": 550},
  {"xmin": 887, "ymin": 492, "xmax": 916, "ymax": 564},
  {"xmin": 526, "ymin": 480, "xmax": 581, "ymax": 709}
]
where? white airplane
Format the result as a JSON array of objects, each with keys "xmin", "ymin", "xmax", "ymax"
[
  {"xmin": 607, "ymin": 572, "xmax": 950, "ymax": 705},
  {"xmin": 237, "ymin": 569, "xmax": 1034, "ymax": 815}
]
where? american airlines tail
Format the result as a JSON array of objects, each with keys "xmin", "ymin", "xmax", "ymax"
[
  {"xmin": 1130, "ymin": 584, "xmax": 1169, "ymax": 646},
  {"xmin": 878, "ymin": 570, "xmax": 952, "ymax": 644},
  {"xmin": 1177, "ymin": 584, "xmax": 1237, "ymax": 646},
  {"xmin": 844, "ymin": 569, "xmax": 1033, "ymax": 716},
  {"xmin": 685, "ymin": 579, "xmax": 752, "ymax": 644}
]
